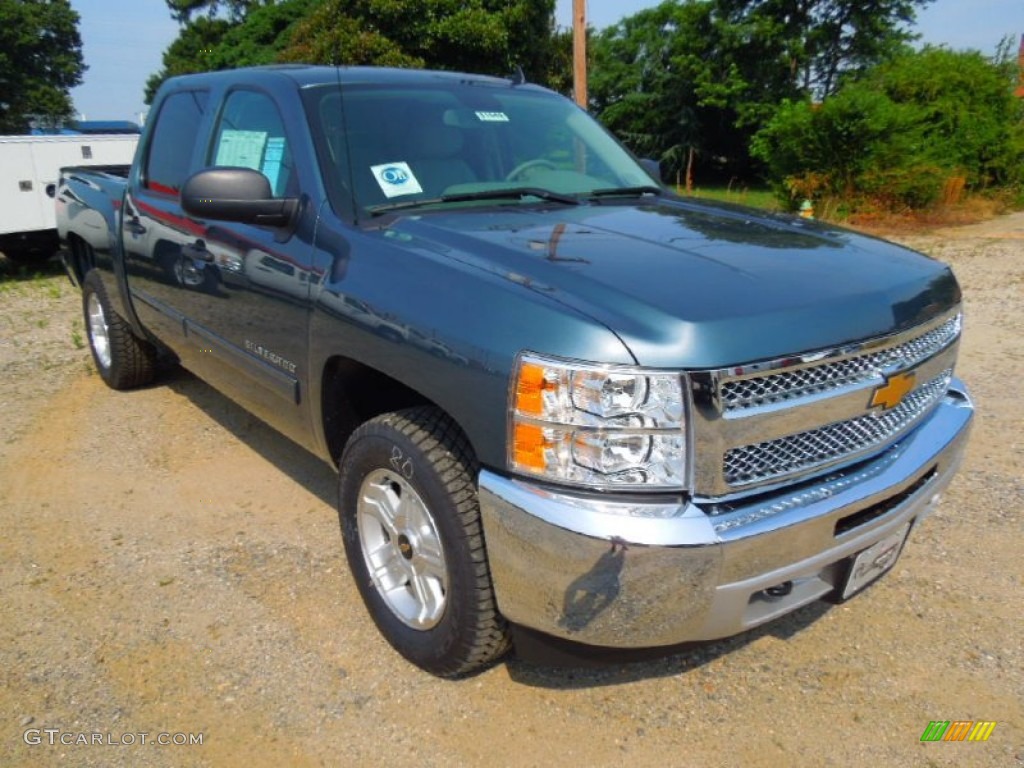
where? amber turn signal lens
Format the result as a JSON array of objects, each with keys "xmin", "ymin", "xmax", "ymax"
[
  {"xmin": 512, "ymin": 422, "xmax": 547, "ymax": 471},
  {"xmin": 514, "ymin": 361, "xmax": 548, "ymax": 417}
]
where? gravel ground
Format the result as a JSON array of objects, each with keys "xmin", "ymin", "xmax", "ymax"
[{"xmin": 0, "ymin": 215, "xmax": 1021, "ymax": 767}]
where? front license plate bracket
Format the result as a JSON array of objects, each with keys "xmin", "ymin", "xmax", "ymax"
[{"xmin": 840, "ymin": 521, "xmax": 911, "ymax": 600}]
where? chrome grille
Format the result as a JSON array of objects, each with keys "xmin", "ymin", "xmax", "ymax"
[
  {"xmin": 723, "ymin": 369, "xmax": 953, "ymax": 487},
  {"xmin": 721, "ymin": 315, "xmax": 960, "ymax": 412}
]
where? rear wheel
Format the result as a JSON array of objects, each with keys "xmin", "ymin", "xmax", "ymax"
[
  {"xmin": 82, "ymin": 271, "xmax": 157, "ymax": 390},
  {"xmin": 338, "ymin": 406, "xmax": 510, "ymax": 677}
]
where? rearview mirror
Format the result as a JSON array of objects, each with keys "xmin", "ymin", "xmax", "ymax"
[{"xmin": 181, "ymin": 167, "xmax": 298, "ymax": 228}]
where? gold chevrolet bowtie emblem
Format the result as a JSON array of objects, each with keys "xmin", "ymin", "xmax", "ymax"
[{"xmin": 870, "ymin": 371, "xmax": 916, "ymax": 411}]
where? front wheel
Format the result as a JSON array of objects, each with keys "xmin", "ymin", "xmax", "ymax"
[
  {"xmin": 338, "ymin": 407, "xmax": 510, "ymax": 677},
  {"xmin": 82, "ymin": 271, "xmax": 157, "ymax": 390}
]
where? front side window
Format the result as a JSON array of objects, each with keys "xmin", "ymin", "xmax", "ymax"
[
  {"xmin": 144, "ymin": 90, "xmax": 208, "ymax": 195},
  {"xmin": 210, "ymin": 90, "xmax": 295, "ymax": 198}
]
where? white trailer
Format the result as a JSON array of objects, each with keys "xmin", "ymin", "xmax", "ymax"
[{"xmin": 0, "ymin": 134, "xmax": 138, "ymax": 265}]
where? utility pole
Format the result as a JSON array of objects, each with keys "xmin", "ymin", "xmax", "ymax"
[{"xmin": 573, "ymin": 0, "xmax": 587, "ymax": 109}]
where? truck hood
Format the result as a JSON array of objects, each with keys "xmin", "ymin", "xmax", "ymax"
[{"xmin": 380, "ymin": 198, "xmax": 959, "ymax": 368}]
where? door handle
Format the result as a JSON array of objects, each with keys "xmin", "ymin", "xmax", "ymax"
[{"xmin": 183, "ymin": 240, "xmax": 213, "ymax": 263}]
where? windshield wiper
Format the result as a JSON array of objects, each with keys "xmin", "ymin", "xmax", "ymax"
[
  {"xmin": 588, "ymin": 185, "xmax": 663, "ymax": 199},
  {"xmin": 368, "ymin": 187, "xmax": 579, "ymax": 216},
  {"xmin": 443, "ymin": 187, "xmax": 580, "ymax": 206}
]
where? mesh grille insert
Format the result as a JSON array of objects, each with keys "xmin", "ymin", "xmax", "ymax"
[
  {"xmin": 721, "ymin": 316, "xmax": 960, "ymax": 412},
  {"xmin": 723, "ymin": 370, "xmax": 953, "ymax": 487}
]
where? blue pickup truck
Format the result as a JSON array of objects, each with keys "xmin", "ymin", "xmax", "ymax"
[{"xmin": 56, "ymin": 65, "xmax": 974, "ymax": 676}]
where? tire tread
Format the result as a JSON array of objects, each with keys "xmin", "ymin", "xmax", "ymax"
[
  {"xmin": 343, "ymin": 406, "xmax": 510, "ymax": 676},
  {"xmin": 83, "ymin": 271, "xmax": 157, "ymax": 390}
]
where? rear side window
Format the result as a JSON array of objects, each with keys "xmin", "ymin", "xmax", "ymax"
[
  {"xmin": 210, "ymin": 90, "xmax": 295, "ymax": 197},
  {"xmin": 144, "ymin": 90, "xmax": 208, "ymax": 195}
]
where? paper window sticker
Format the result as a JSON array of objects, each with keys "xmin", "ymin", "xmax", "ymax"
[
  {"xmin": 370, "ymin": 162, "xmax": 424, "ymax": 199},
  {"xmin": 475, "ymin": 111, "xmax": 509, "ymax": 122},
  {"xmin": 215, "ymin": 129, "xmax": 268, "ymax": 169},
  {"xmin": 261, "ymin": 136, "xmax": 286, "ymax": 195}
]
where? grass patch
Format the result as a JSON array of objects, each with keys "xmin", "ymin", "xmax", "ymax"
[
  {"xmin": 0, "ymin": 273, "xmax": 69, "ymax": 301},
  {"xmin": 0, "ymin": 255, "xmax": 66, "ymax": 285},
  {"xmin": 682, "ymin": 184, "xmax": 780, "ymax": 212}
]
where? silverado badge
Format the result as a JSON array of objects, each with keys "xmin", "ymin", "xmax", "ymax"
[{"xmin": 870, "ymin": 371, "xmax": 916, "ymax": 411}]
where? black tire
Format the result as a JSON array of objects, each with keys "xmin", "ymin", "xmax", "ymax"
[
  {"xmin": 82, "ymin": 271, "xmax": 157, "ymax": 390},
  {"xmin": 338, "ymin": 406, "xmax": 510, "ymax": 677}
]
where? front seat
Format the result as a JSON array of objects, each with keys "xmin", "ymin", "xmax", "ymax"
[{"xmin": 408, "ymin": 122, "xmax": 477, "ymax": 197}]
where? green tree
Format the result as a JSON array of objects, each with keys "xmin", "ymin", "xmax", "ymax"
[
  {"xmin": 496, "ymin": 0, "xmax": 557, "ymax": 83},
  {"xmin": 752, "ymin": 46, "xmax": 1024, "ymax": 211},
  {"xmin": 713, "ymin": 0, "xmax": 930, "ymax": 98},
  {"xmin": 0, "ymin": 0, "xmax": 85, "ymax": 132},
  {"xmin": 590, "ymin": 1, "xmax": 767, "ymax": 182},
  {"xmin": 145, "ymin": 0, "xmax": 316, "ymax": 101},
  {"xmin": 165, "ymin": 0, "xmax": 269, "ymax": 23},
  {"xmin": 544, "ymin": 27, "xmax": 575, "ymax": 97},
  {"xmin": 751, "ymin": 87, "xmax": 935, "ymax": 209},
  {"xmin": 148, "ymin": 0, "xmax": 558, "ymax": 104},
  {"xmin": 589, "ymin": 0, "xmax": 932, "ymax": 183},
  {"xmin": 144, "ymin": 16, "xmax": 233, "ymax": 103},
  {"xmin": 867, "ymin": 45, "xmax": 1024, "ymax": 188},
  {"xmin": 280, "ymin": 0, "xmax": 556, "ymax": 81}
]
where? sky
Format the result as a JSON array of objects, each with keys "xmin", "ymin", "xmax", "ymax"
[{"xmin": 69, "ymin": 0, "xmax": 1024, "ymax": 123}]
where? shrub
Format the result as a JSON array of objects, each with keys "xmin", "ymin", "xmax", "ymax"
[{"xmin": 752, "ymin": 46, "xmax": 1024, "ymax": 214}]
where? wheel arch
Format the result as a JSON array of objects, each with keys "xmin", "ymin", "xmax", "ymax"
[
  {"xmin": 65, "ymin": 233, "xmax": 96, "ymax": 286},
  {"xmin": 320, "ymin": 355, "xmax": 450, "ymax": 466}
]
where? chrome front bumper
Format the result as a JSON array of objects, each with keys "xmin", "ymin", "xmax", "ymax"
[{"xmin": 479, "ymin": 380, "xmax": 973, "ymax": 649}]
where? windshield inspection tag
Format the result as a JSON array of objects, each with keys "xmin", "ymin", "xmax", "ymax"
[
  {"xmin": 371, "ymin": 162, "xmax": 424, "ymax": 198},
  {"xmin": 475, "ymin": 111, "xmax": 509, "ymax": 122}
]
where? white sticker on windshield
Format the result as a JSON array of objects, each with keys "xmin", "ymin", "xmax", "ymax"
[
  {"xmin": 475, "ymin": 111, "xmax": 509, "ymax": 122},
  {"xmin": 370, "ymin": 162, "xmax": 424, "ymax": 198}
]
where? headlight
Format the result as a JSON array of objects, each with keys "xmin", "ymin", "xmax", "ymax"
[{"xmin": 509, "ymin": 353, "xmax": 688, "ymax": 489}]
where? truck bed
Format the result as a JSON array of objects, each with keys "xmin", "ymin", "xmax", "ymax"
[
  {"xmin": 61, "ymin": 164, "xmax": 132, "ymax": 180},
  {"xmin": 55, "ymin": 165, "xmax": 131, "ymax": 287}
]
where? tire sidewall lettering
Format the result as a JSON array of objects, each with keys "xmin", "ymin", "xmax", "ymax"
[{"xmin": 389, "ymin": 445, "xmax": 414, "ymax": 480}]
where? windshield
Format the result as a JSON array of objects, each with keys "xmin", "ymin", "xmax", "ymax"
[{"xmin": 304, "ymin": 80, "xmax": 657, "ymax": 219}]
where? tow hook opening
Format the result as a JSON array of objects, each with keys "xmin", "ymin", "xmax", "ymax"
[{"xmin": 761, "ymin": 581, "xmax": 793, "ymax": 600}]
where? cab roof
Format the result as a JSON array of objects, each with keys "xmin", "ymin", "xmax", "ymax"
[{"xmin": 161, "ymin": 64, "xmax": 524, "ymax": 92}]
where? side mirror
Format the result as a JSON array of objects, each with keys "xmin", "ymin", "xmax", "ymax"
[
  {"xmin": 180, "ymin": 167, "xmax": 298, "ymax": 227},
  {"xmin": 639, "ymin": 158, "xmax": 662, "ymax": 183}
]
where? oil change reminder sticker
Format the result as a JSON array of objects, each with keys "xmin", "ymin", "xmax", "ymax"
[{"xmin": 371, "ymin": 162, "xmax": 424, "ymax": 198}]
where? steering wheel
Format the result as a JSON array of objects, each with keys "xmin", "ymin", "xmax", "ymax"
[{"xmin": 505, "ymin": 158, "xmax": 557, "ymax": 182}]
